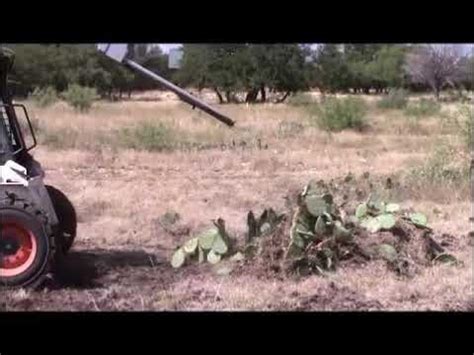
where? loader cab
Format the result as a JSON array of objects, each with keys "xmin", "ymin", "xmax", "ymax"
[
  {"xmin": 0, "ymin": 47, "xmax": 37, "ymax": 165},
  {"xmin": 0, "ymin": 111, "xmax": 11, "ymax": 164}
]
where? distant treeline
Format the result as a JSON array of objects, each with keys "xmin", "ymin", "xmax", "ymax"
[
  {"xmin": 8, "ymin": 44, "xmax": 171, "ymax": 99},
  {"xmin": 6, "ymin": 44, "xmax": 473, "ymax": 102}
]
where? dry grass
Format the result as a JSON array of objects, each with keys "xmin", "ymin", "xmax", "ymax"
[{"xmin": 2, "ymin": 92, "xmax": 472, "ymax": 311}]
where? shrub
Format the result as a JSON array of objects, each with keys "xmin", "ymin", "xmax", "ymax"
[
  {"xmin": 443, "ymin": 89, "xmax": 470, "ymax": 103},
  {"xmin": 118, "ymin": 122, "xmax": 178, "ymax": 152},
  {"xmin": 30, "ymin": 86, "xmax": 58, "ymax": 107},
  {"xmin": 404, "ymin": 98, "xmax": 441, "ymax": 117},
  {"xmin": 312, "ymin": 97, "xmax": 367, "ymax": 132},
  {"xmin": 408, "ymin": 144, "xmax": 468, "ymax": 184},
  {"xmin": 458, "ymin": 105, "xmax": 473, "ymax": 150},
  {"xmin": 443, "ymin": 104, "xmax": 473, "ymax": 150},
  {"xmin": 288, "ymin": 93, "xmax": 315, "ymax": 106},
  {"xmin": 465, "ymin": 113, "xmax": 472, "ymax": 151},
  {"xmin": 41, "ymin": 128, "xmax": 81, "ymax": 150},
  {"xmin": 277, "ymin": 121, "xmax": 305, "ymax": 138},
  {"xmin": 377, "ymin": 89, "xmax": 408, "ymax": 109},
  {"xmin": 62, "ymin": 84, "xmax": 99, "ymax": 113}
]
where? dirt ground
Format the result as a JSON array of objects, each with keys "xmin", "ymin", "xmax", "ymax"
[{"xmin": 1, "ymin": 93, "xmax": 472, "ymax": 311}]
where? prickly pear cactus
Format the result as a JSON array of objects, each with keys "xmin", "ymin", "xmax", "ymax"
[
  {"xmin": 285, "ymin": 181, "xmax": 353, "ymax": 272},
  {"xmin": 198, "ymin": 228, "xmax": 219, "ymax": 250},
  {"xmin": 171, "ymin": 248, "xmax": 186, "ymax": 268},
  {"xmin": 169, "ymin": 177, "xmax": 459, "ymax": 277},
  {"xmin": 409, "ymin": 212, "xmax": 428, "ymax": 228},
  {"xmin": 170, "ymin": 218, "xmax": 234, "ymax": 268},
  {"xmin": 183, "ymin": 238, "xmax": 199, "ymax": 254}
]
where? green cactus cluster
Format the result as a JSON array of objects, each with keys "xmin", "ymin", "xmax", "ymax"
[
  {"xmin": 355, "ymin": 196, "xmax": 432, "ymax": 234},
  {"xmin": 286, "ymin": 180, "xmax": 351, "ymax": 260},
  {"xmin": 171, "ymin": 218, "xmax": 235, "ymax": 268},
  {"xmin": 170, "ymin": 178, "xmax": 459, "ymax": 276},
  {"xmin": 283, "ymin": 180, "xmax": 457, "ymax": 275}
]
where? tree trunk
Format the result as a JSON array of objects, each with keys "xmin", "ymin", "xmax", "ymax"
[
  {"xmin": 434, "ymin": 86, "xmax": 441, "ymax": 101},
  {"xmin": 213, "ymin": 88, "xmax": 224, "ymax": 104},
  {"xmin": 245, "ymin": 89, "xmax": 259, "ymax": 103},
  {"xmin": 260, "ymin": 86, "xmax": 266, "ymax": 103},
  {"xmin": 275, "ymin": 91, "xmax": 291, "ymax": 103},
  {"xmin": 225, "ymin": 91, "xmax": 231, "ymax": 104}
]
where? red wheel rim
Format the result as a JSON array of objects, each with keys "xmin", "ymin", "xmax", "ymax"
[{"xmin": 0, "ymin": 221, "xmax": 38, "ymax": 277}]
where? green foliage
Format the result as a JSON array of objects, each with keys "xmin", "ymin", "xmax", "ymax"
[
  {"xmin": 385, "ymin": 203, "xmax": 400, "ymax": 213},
  {"xmin": 160, "ymin": 210, "xmax": 181, "ymax": 227},
  {"xmin": 460, "ymin": 56, "xmax": 474, "ymax": 91},
  {"xmin": 361, "ymin": 213, "xmax": 396, "ymax": 233},
  {"xmin": 118, "ymin": 122, "xmax": 177, "ymax": 152},
  {"xmin": 62, "ymin": 84, "xmax": 98, "ymax": 112},
  {"xmin": 170, "ymin": 219, "xmax": 233, "ymax": 268},
  {"xmin": 169, "ymin": 178, "xmax": 460, "ymax": 276},
  {"xmin": 357, "ymin": 198, "xmax": 427, "ymax": 233},
  {"xmin": 7, "ymin": 44, "xmax": 172, "ymax": 99},
  {"xmin": 176, "ymin": 44, "xmax": 310, "ymax": 103},
  {"xmin": 40, "ymin": 128, "xmax": 81, "ymax": 150},
  {"xmin": 312, "ymin": 97, "xmax": 367, "ymax": 132},
  {"xmin": 247, "ymin": 208, "xmax": 286, "ymax": 244},
  {"xmin": 287, "ymin": 93, "xmax": 315, "ymax": 106},
  {"xmin": 212, "ymin": 233, "xmax": 229, "ymax": 254},
  {"xmin": 304, "ymin": 192, "xmax": 334, "ymax": 217},
  {"xmin": 313, "ymin": 45, "xmax": 351, "ymax": 93},
  {"xmin": 463, "ymin": 110, "xmax": 472, "ymax": 150},
  {"xmin": 409, "ymin": 213, "xmax": 428, "ymax": 228},
  {"xmin": 404, "ymin": 98, "xmax": 441, "ymax": 117},
  {"xmin": 376, "ymin": 244, "xmax": 398, "ymax": 262},
  {"xmin": 198, "ymin": 228, "xmax": 219, "ymax": 250},
  {"xmin": 355, "ymin": 203, "xmax": 368, "ymax": 219},
  {"xmin": 444, "ymin": 104, "xmax": 473, "ymax": 150},
  {"xmin": 207, "ymin": 250, "xmax": 222, "ymax": 264},
  {"xmin": 5, "ymin": 43, "xmax": 442, "ymax": 100},
  {"xmin": 30, "ymin": 86, "xmax": 58, "ymax": 107},
  {"xmin": 377, "ymin": 89, "xmax": 408, "ymax": 109},
  {"xmin": 171, "ymin": 248, "xmax": 186, "ymax": 268},
  {"xmin": 183, "ymin": 238, "xmax": 199, "ymax": 254},
  {"xmin": 277, "ymin": 121, "xmax": 305, "ymax": 138},
  {"xmin": 370, "ymin": 45, "xmax": 407, "ymax": 88},
  {"xmin": 230, "ymin": 252, "xmax": 245, "ymax": 262},
  {"xmin": 312, "ymin": 44, "xmax": 407, "ymax": 94},
  {"xmin": 408, "ymin": 144, "xmax": 468, "ymax": 184},
  {"xmin": 433, "ymin": 253, "xmax": 458, "ymax": 265}
]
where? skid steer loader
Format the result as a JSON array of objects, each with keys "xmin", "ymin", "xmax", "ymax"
[{"xmin": 0, "ymin": 44, "xmax": 234, "ymax": 288}]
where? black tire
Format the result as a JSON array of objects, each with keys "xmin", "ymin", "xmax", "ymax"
[
  {"xmin": 46, "ymin": 185, "xmax": 77, "ymax": 254},
  {"xmin": 0, "ymin": 195, "xmax": 54, "ymax": 288}
]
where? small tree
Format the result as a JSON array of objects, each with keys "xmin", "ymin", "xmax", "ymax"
[
  {"xmin": 62, "ymin": 84, "xmax": 99, "ymax": 113},
  {"xmin": 371, "ymin": 45, "xmax": 407, "ymax": 91},
  {"xmin": 313, "ymin": 44, "xmax": 351, "ymax": 93},
  {"xmin": 176, "ymin": 44, "xmax": 309, "ymax": 104},
  {"xmin": 405, "ymin": 45, "xmax": 466, "ymax": 100},
  {"xmin": 459, "ymin": 55, "xmax": 474, "ymax": 91}
]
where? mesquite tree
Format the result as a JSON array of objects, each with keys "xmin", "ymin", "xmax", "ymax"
[{"xmin": 405, "ymin": 44, "xmax": 466, "ymax": 100}]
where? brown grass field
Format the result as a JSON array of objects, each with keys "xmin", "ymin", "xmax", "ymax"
[{"xmin": 1, "ymin": 91, "xmax": 472, "ymax": 311}]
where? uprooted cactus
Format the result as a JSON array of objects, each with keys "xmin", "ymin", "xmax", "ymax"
[
  {"xmin": 244, "ymin": 208, "xmax": 286, "ymax": 258},
  {"xmin": 171, "ymin": 218, "xmax": 235, "ymax": 268},
  {"xmin": 354, "ymin": 195, "xmax": 428, "ymax": 233},
  {"xmin": 170, "ymin": 176, "xmax": 460, "ymax": 277},
  {"xmin": 283, "ymin": 180, "xmax": 459, "ymax": 276},
  {"xmin": 284, "ymin": 180, "xmax": 355, "ymax": 274},
  {"xmin": 247, "ymin": 208, "xmax": 285, "ymax": 242}
]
